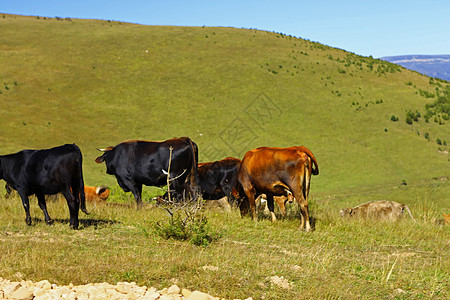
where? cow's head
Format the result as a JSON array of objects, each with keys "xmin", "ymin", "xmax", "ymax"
[
  {"xmin": 96, "ymin": 185, "xmax": 110, "ymax": 200},
  {"xmin": 94, "ymin": 146, "xmax": 114, "ymax": 164},
  {"xmin": 340, "ymin": 207, "xmax": 353, "ymax": 217}
]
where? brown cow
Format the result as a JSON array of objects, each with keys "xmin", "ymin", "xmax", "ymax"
[
  {"xmin": 84, "ymin": 186, "xmax": 110, "ymax": 203},
  {"xmin": 238, "ymin": 146, "xmax": 319, "ymax": 231},
  {"xmin": 340, "ymin": 200, "xmax": 416, "ymax": 222}
]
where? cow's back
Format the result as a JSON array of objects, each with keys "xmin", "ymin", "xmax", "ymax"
[
  {"xmin": 26, "ymin": 144, "xmax": 82, "ymax": 193},
  {"xmin": 239, "ymin": 147, "xmax": 303, "ymax": 187},
  {"xmin": 353, "ymin": 201, "xmax": 404, "ymax": 220}
]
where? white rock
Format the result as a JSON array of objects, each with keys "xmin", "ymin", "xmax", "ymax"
[
  {"xmin": 187, "ymin": 290, "xmax": 214, "ymax": 300},
  {"xmin": 9, "ymin": 286, "xmax": 34, "ymax": 300},
  {"xmin": 139, "ymin": 290, "xmax": 161, "ymax": 300},
  {"xmin": 167, "ymin": 284, "xmax": 181, "ymax": 295},
  {"xmin": 36, "ymin": 280, "xmax": 52, "ymax": 290}
]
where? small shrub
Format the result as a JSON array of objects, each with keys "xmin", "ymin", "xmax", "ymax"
[
  {"xmin": 390, "ymin": 115, "xmax": 399, "ymax": 122},
  {"xmin": 406, "ymin": 115, "xmax": 413, "ymax": 124},
  {"xmin": 436, "ymin": 138, "xmax": 442, "ymax": 145},
  {"xmin": 154, "ymin": 211, "xmax": 219, "ymax": 247},
  {"xmin": 154, "ymin": 213, "xmax": 191, "ymax": 241}
]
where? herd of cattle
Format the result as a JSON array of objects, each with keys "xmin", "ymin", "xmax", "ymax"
[{"xmin": 0, "ymin": 136, "xmax": 430, "ymax": 230}]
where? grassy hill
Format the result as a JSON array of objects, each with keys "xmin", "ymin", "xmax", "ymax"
[
  {"xmin": 0, "ymin": 14, "xmax": 448, "ymax": 209},
  {"xmin": 0, "ymin": 14, "xmax": 449, "ymax": 299}
]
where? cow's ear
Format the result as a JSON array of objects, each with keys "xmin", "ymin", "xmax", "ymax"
[{"xmin": 95, "ymin": 156, "xmax": 105, "ymax": 163}]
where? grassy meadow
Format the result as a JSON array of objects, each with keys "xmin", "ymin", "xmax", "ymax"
[{"xmin": 0, "ymin": 14, "xmax": 449, "ymax": 299}]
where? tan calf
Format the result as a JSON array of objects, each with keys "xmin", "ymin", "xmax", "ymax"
[{"xmin": 340, "ymin": 200, "xmax": 416, "ymax": 222}]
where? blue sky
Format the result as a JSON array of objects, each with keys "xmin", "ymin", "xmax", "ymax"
[{"xmin": 1, "ymin": 0, "xmax": 449, "ymax": 58}]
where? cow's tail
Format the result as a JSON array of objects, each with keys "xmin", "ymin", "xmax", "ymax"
[
  {"xmin": 298, "ymin": 146, "xmax": 319, "ymax": 175},
  {"xmin": 403, "ymin": 205, "xmax": 416, "ymax": 223},
  {"xmin": 187, "ymin": 138, "xmax": 199, "ymax": 199},
  {"xmin": 74, "ymin": 144, "xmax": 89, "ymax": 215}
]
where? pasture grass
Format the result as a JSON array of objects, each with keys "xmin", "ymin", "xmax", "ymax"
[{"xmin": 0, "ymin": 182, "xmax": 448, "ymax": 299}]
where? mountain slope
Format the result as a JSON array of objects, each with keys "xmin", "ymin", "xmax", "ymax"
[
  {"xmin": 0, "ymin": 14, "xmax": 448, "ymax": 203},
  {"xmin": 381, "ymin": 55, "xmax": 450, "ymax": 81}
]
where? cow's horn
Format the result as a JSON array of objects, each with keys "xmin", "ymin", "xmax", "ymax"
[{"xmin": 96, "ymin": 148, "xmax": 106, "ymax": 152}]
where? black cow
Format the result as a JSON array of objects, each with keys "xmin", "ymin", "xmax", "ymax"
[
  {"xmin": 0, "ymin": 144, "xmax": 89, "ymax": 229},
  {"xmin": 95, "ymin": 137, "xmax": 199, "ymax": 206},
  {"xmin": 198, "ymin": 157, "xmax": 241, "ymax": 204}
]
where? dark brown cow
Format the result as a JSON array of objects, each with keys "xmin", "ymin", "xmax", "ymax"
[
  {"xmin": 197, "ymin": 157, "xmax": 241, "ymax": 204},
  {"xmin": 238, "ymin": 146, "xmax": 319, "ymax": 231}
]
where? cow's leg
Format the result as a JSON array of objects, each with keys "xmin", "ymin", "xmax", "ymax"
[
  {"xmin": 237, "ymin": 193, "xmax": 250, "ymax": 217},
  {"xmin": 266, "ymin": 194, "xmax": 277, "ymax": 222},
  {"xmin": 183, "ymin": 174, "xmax": 198, "ymax": 201},
  {"xmin": 130, "ymin": 183, "xmax": 143, "ymax": 208},
  {"xmin": 118, "ymin": 178, "xmax": 143, "ymax": 208},
  {"xmin": 243, "ymin": 187, "xmax": 257, "ymax": 220},
  {"xmin": 291, "ymin": 186, "xmax": 311, "ymax": 232},
  {"xmin": 238, "ymin": 173, "xmax": 256, "ymax": 218},
  {"xmin": 275, "ymin": 196, "xmax": 287, "ymax": 218},
  {"xmin": 36, "ymin": 193, "xmax": 53, "ymax": 225},
  {"xmin": 17, "ymin": 190, "xmax": 32, "ymax": 226},
  {"xmin": 61, "ymin": 187, "xmax": 79, "ymax": 229}
]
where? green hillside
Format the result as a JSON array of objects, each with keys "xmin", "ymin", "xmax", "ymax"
[{"xmin": 0, "ymin": 14, "xmax": 448, "ymax": 208}]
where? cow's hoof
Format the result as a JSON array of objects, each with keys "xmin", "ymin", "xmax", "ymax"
[
  {"xmin": 46, "ymin": 219, "xmax": 54, "ymax": 225},
  {"xmin": 25, "ymin": 217, "xmax": 32, "ymax": 226}
]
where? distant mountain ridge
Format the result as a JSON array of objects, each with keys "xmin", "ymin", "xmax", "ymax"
[{"xmin": 381, "ymin": 55, "xmax": 450, "ymax": 81}]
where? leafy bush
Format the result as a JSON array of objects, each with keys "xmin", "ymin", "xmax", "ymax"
[
  {"xmin": 153, "ymin": 200, "xmax": 220, "ymax": 247},
  {"xmin": 419, "ymin": 89, "xmax": 435, "ymax": 98},
  {"xmin": 405, "ymin": 110, "xmax": 421, "ymax": 124},
  {"xmin": 390, "ymin": 115, "xmax": 399, "ymax": 122}
]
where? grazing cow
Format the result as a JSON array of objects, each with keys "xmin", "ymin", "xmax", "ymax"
[
  {"xmin": 95, "ymin": 137, "xmax": 198, "ymax": 207},
  {"xmin": 197, "ymin": 157, "xmax": 241, "ymax": 204},
  {"xmin": 238, "ymin": 146, "xmax": 319, "ymax": 231},
  {"xmin": 339, "ymin": 200, "xmax": 416, "ymax": 222},
  {"xmin": 84, "ymin": 186, "xmax": 110, "ymax": 202},
  {"xmin": 0, "ymin": 144, "xmax": 89, "ymax": 229}
]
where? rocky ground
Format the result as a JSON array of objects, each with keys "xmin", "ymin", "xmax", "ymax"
[{"xmin": 0, "ymin": 277, "xmax": 253, "ymax": 300}]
